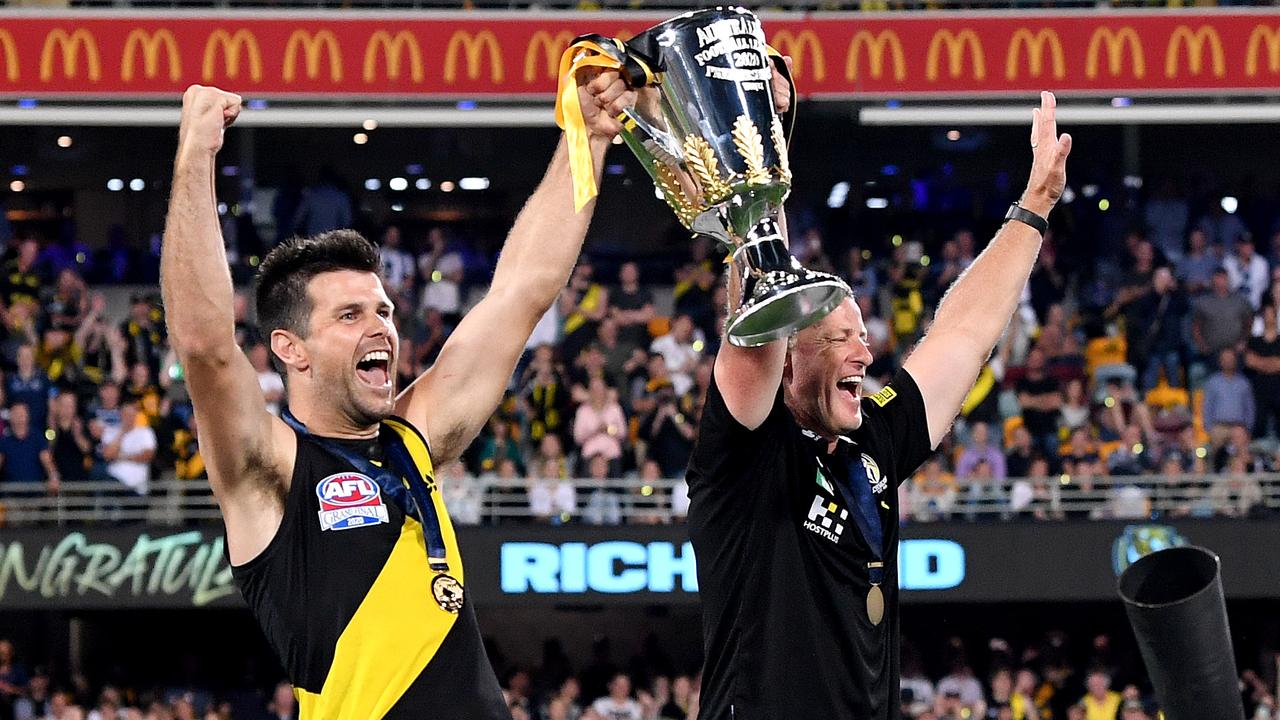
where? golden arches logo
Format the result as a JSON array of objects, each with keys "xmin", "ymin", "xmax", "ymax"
[
  {"xmin": 1165, "ymin": 25, "xmax": 1224, "ymax": 79},
  {"xmin": 1246, "ymin": 25, "xmax": 1280, "ymax": 77},
  {"xmin": 122, "ymin": 29, "xmax": 181, "ymax": 83},
  {"xmin": 926, "ymin": 29, "xmax": 984, "ymax": 82},
  {"xmin": 1006, "ymin": 28, "xmax": 1064, "ymax": 81},
  {"xmin": 364, "ymin": 31, "xmax": 424, "ymax": 84},
  {"xmin": 0, "ymin": 30, "xmax": 18, "ymax": 82},
  {"xmin": 40, "ymin": 28, "xmax": 101, "ymax": 82},
  {"xmin": 444, "ymin": 30, "xmax": 503, "ymax": 84},
  {"xmin": 202, "ymin": 29, "xmax": 262, "ymax": 82},
  {"xmin": 845, "ymin": 30, "xmax": 905, "ymax": 82},
  {"xmin": 524, "ymin": 30, "xmax": 574, "ymax": 83},
  {"xmin": 284, "ymin": 29, "xmax": 342, "ymax": 83},
  {"xmin": 770, "ymin": 30, "xmax": 825, "ymax": 82},
  {"xmin": 1085, "ymin": 27, "xmax": 1144, "ymax": 79}
]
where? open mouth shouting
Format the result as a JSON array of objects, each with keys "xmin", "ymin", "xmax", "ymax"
[
  {"xmin": 355, "ymin": 349, "xmax": 393, "ymax": 390},
  {"xmin": 836, "ymin": 372, "xmax": 864, "ymax": 411}
]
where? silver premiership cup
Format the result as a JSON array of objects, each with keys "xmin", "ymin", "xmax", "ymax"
[{"xmin": 573, "ymin": 8, "xmax": 849, "ymax": 347}]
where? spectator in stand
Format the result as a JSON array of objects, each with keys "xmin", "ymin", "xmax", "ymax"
[
  {"xmin": 561, "ymin": 259, "xmax": 609, "ymax": 365},
  {"xmin": 1017, "ymin": 349, "xmax": 1063, "ymax": 459},
  {"xmin": 376, "ymin": 225, "xmax": 415, "ymax": 304},
  {"xmin": 1202, "ymin": 349, "xmax": 1255, "ymax": 445},
  {"xmin": 1224, "ymin": 235, "xmax": 1270, "ymax": 310},
  {"xmin": 573, "ymin": 377, "xmax": 627, "ymax": 474},
  {"xmin": 1131, "ymin": 267, "xmax": 1190, "ymax": 390},
  {"xmin": 1211, "ymin": 454, "xmax": 1264, "ymax": 517},
  {"xmin": 597, "ymin": 319, "xmax": 646, "ymax": 398},
  {"xmin": 3, "ymin": 239, "xmax": 42, "ymax": 308},
  {"xmin": 101, "ymin": 398, "xmax": 156, "ymax": 497},
  {"xmin": 1106, "ymin": 424, "xmax": 1155, "ymax": 477},
  {"xmin": 418, "ymin": 237, "xmax": 464, "ymax": 329},
  {"xmin": 1059, "ymin": 378, "xmax": 1091, "ymax": 434},
  {"xmin": 120, "ymin": 294, "xmax": 165, "ymax": 377},
  {"xmin": 908, "ymin": 456, "xmax": 957, "ymax": 522},
  {"xmin": 49, "ymin": 391, "xmax": 91, "ymax": 484},
  {"xmin": 1192, "ymin": 269, "xmax": 1254, "ymax": 365},
  {"xmin": 642, "ymin": 383, "xmax": 696, "ymax": 480},
  {"xmin": 440, "ymin": 460, "xmax": 485, "ymax": 525},
  {"xmin": 528, "ymin": 456, "xmax": 576, "ymax": 524},
  {"xmin": 0, "ymin": 403, "xmax": 58, "ymax": 491},
  {"xmin": 929, "ymin": 238, "xmax": 966, "ymax": 308},
  {"xmin": 609, "ymin": 261, "xmax": 654, "ymax": 356},
  {"xmin": 1245, "ymin": 303, "xmax": 1280, "ymax": 439},
  {"xmin": 589, "ymin": 673, "xmax": 642, "ymax": 720},
  {"xmin": 842, "ymin": 246, "xmax": 879, "ymax": 302},
  {"xmin": 956, "ymin": 421, "xmax": 1006, "ymax": 482},
  {"xmin": 413, "ymin": 307, "xmax": 448, "ymax": 370},
  {"xmin": 246, "ymin": 344, "xmax": 284, "ymax": 417},
  {"xmin": 1005, "ymin": 426, "xmax": 1035, "ymax": 479},
  {"xmin": 1175, "ymin": 228, "xmax": 1219, "ymax": 296},
  {"xmin": 649, "ymin": 315, "xmax": 702, "ymax": 397},
  {"xmin": 521, "ymin": 345, "xmax": 571, "ymax": 447},
  {"xmin": 477, "ymin": 417, "xmax": 523, "ymax": 476},
  {"xmin": 46, "ymin": 269, "xmax": 88, "ymax": 333},
  {"xmin": 987, "ymin": 668, "xmax": 1040, "ymax": 720},
  {"xmin": 1079, "ymin": 669, "xmax": 1121, "ymax": 720},
  {"xmin": 0, "ymin": 638, "xmax": 27, "ymax": 720},
  {"xmin": 581, "ymin": 454, "xmax": 622, "ymax": 526},
  {"xmin": 291, "ymin": 166, "xmax": 352, "ymax": 237},
  {"xmin": 9, "ymin": 344, "xmax": 52, "ymax": 427},
  {"xmin": 937, "ymin": 660, "xmax": 985, "ymax": 717},
  {"xmin": 672, "ymin": 236, "xmax": 718, "ymax": 340},
  {"xmin": 1028, "ymin": 240, "xmax": 1068, "ymax": 324}
]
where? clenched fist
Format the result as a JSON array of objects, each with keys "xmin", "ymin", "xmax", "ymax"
[
  {"xmin": 577, "ymin": 68, "xmax": 636, "ymax": 140},
  {"xmin": 177, "ymin": 84, "xmax": 242, "ymax": 161}
]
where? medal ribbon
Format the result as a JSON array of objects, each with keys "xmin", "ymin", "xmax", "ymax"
[
  {"xmin": 831, "ymin": 450, "xmax": 886, "ymax": 587},
  {"xmin": 282, "ymin": 408, "xmax": 451, "ymax": 573}
]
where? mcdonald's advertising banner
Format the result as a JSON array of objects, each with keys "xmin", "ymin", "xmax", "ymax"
[
  {"xmin": 1, "ymin": 520, "xmax": 1279, "ymax": 610},
  {"xmin": 0, "ymin": 11, "xmax": 1278, "ymax": 99}
]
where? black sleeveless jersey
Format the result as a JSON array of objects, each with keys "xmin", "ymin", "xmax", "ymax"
[{"xmin": 231, "ymin": 416, "xmax": 508, "ymax": 719}]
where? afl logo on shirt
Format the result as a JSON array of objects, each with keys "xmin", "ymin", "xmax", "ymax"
[
  {"xmin": 317, "ymin": 473, "xmax": 390, "ymax": 531},
  {"xmin": 861, "ymin": 454, "xmax": 887, "ymax": 495}
]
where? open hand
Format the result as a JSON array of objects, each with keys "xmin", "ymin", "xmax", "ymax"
[
  {"xmin": 1020, "ymin": 91, "xmax": 1072, "ymax": 217},
  {"xmin": 177, "ymin": 84, "xmax": 242, "ymax": 161}
]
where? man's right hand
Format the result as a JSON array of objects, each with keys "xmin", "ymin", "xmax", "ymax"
[{"xmin": 177, "ymin": 84, "xmax": 242, "ymax": 161}]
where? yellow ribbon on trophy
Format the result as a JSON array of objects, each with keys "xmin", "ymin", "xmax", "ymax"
[{"xmin": 555, "ymin": 37, "xmax": 629, "ymax": 213}]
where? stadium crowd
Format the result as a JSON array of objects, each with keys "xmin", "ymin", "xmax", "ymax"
[
  {"xmin": 3, "ymin": 627, "xmax": 1279, "ymax": 720},
  {"xmin": 0, "ymin": 170, "xmax": 1279, "ymax": 524}
]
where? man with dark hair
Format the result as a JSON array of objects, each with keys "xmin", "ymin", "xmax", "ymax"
[
  {"xmin": 161, "ymin": 76, "xmax": 631, "ymax": 719},
  {"xmin": 687, "ymin": 93, "xmax": 1070, "ymax": 719}
]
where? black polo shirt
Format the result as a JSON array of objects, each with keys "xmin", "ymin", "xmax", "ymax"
[{"xmin": 687, "ymin": 368, "xmax": 933, "ymax": 720}]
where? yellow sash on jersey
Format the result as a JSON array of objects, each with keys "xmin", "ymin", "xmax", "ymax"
[{"xmin": 296, "ymin": 417, "xmax": 463, "ymax": 720}]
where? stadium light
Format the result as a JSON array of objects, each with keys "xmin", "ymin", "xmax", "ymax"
[
  {"xmin": 389, "ymin": 177, "xmax": 409, "ymax": 192},
  {"xmin": 9, "ymin": 180, "xmax": 24, "ymax": 192},
  {"xmin": 129, "ymin": 178, "xmax": 145, "ymax": 191},
  {"xmin": 107, "ymin": 178, "xmax": 124, "ymax": 192},
  {"xmin": 1220, "ymin": 196, "xmax": 1238, "ymax": 214},
  {"xmin": 827, "ymin": 181, "xmax": 850, "ymax": 209},
  {"xmin": 415, "ymin": 178, "xmax": 431, "ymax": 190},
  {"xmin": 866, "ymin": 197, "xmax": 889, "ymax": 210},
  {"xmin": 353, "ymin": 133, "xmax": 368, "ymax": 145},
  {"xmin": 459, "ymin": 177, "xmax": 490, "ymax": 191},
  {"xmin": 364, "ymin": 178, "xmax": 381, "ymax": 191},
  {"xmin": 56, "ymin": 135, "xmax": 72, "ymax": 148}
]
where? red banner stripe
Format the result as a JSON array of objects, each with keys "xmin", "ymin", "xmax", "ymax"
[{"xmin": 0, "ymin": 11, "xmax": 1277, "ymax": 98}]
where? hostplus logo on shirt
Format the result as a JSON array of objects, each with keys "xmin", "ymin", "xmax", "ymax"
[{"xmin": 804, "ymin": 495, "xmax": 847, "ymax": 544}]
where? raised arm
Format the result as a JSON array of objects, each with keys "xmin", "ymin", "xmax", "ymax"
[
  {"xmin": 396, "ymin": 72, "xmax": 632, "ymax": 463},
  {"xmin": 903, "ymin": 92, "xmax": 1072, "ymax": 447},
  {"xmin": 161, "ymin": 85, "xmax": 294, "ymax": 563},
  {"xmin": 712, "ymin": 67, "xmax": 795, "ymax": 430}
]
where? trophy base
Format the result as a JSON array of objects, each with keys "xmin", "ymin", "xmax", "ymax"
[{"xmin": 726, "ymin": 272, "xmax": 850, "ymax": 348}]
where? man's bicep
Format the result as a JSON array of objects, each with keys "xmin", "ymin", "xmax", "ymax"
[{"xmin": 397, "ymin": 290, "xmax": 536, "ymax": 463}]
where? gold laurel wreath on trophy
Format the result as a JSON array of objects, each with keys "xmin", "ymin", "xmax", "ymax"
[{"xmin": 731, "ymin": 114, "xmax": 771, "ymax": 186}]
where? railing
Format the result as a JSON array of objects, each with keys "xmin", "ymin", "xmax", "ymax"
[{"xmin": 1, "ymin": 474, "xmax": 1278, "ymax": 526}]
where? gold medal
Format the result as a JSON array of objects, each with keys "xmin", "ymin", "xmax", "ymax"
[
  {"xmin": 866, "ymin": 584, "xmax": 884, "ymax": 626},
  {"xmin": 431, "ymin": 573, "xmax": 466, "ymax": 614}
]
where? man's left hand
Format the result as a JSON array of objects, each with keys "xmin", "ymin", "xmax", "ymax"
[{"xmin": 1020, "ymin": 91, "xmax": 1072, "ymax": 218}]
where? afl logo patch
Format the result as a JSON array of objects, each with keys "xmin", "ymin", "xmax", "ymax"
[
  {"xmin": 316, "ymin": 473, "xmax": 390, "ymax": 531},
  {"xmin": 432, "ymin": 573, "xmax": 466, "ymax": 614}
]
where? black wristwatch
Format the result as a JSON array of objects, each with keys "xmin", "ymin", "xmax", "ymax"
[{"xmin": 1004, "ymin": 202, "xmax": 1049, "ymax": 236}]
